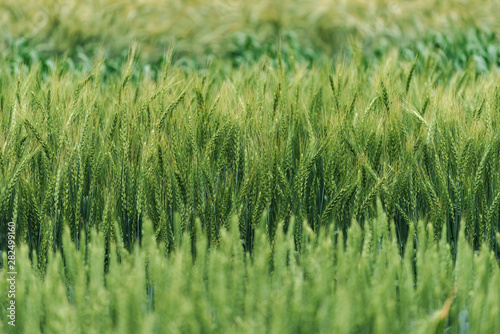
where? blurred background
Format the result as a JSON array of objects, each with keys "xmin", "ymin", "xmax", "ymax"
[{"xmin": 1, "ymin": 0, "xmax": 499, "ymax": 73}]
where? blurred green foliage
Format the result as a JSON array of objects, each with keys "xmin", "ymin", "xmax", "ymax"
[
  {"xmin": 1, "ymin": 207, "xmax": 499, "ymax": 333},
  {"xmin": 1, "ymin": 0, "xmax": 499, "ymax": 75}
]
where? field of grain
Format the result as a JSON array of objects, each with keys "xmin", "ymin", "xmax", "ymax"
[{"xmin": 1, "ymin": 1, "xmax": 500, "ymax": 333}]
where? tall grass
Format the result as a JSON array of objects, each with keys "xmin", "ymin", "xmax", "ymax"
[
  {"xmin": 1, "ymin": 203, "xmax": 499, "ymax": 333},
  {"xmin": 0, "ymin": 5, "xmax": 500, "ymax": 331},
  {"xmin": 2, "ymin": 49, "xmax": 500, "ymax": 262}
]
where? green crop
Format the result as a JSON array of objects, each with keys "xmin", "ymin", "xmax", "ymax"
[
  {"xmin": 1, "ymin": 1, "xmax": 500, "ymax": 332},
  {"xmin": 1, "ymin": 203, "xmax": 499, "ymax": 333},
  {"xmin": 2, "ymin": 0, "xmax": 500, "ymax": 73},
  {"xmin": 1, "ymin": 49, "xmax": 500, "ymax": 261}
]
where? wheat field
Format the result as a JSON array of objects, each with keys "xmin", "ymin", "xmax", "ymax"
[{"xmin": 1, "ymin": 0, "xmax": 500, "ymax": 333}]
